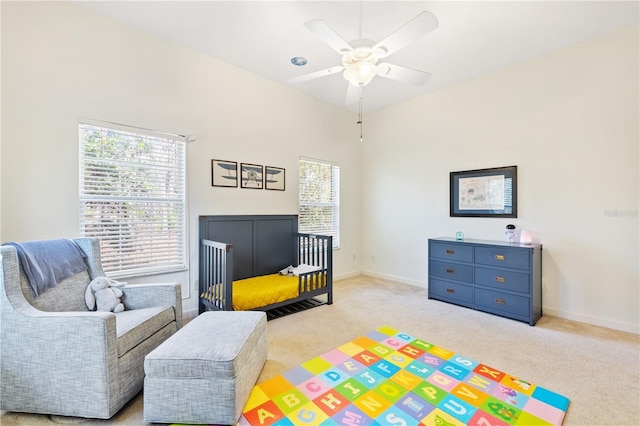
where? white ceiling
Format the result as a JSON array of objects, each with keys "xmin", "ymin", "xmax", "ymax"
[{"xmin": 75, "ymin": 1, "xmax": 639, "ymax": 113}]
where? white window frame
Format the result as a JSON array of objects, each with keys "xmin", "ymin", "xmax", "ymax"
[
  {"xmin": 298, "ymin": 157, "xmax": 340, "ymax": 249},
  {"xmin": 79, "ymin": 119, "xmax": 189, "ymax": 278}
]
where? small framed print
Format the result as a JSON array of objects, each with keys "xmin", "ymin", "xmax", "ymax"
[
  {"xmin": 211, "ymin": 159, "xmax": 238, "ymax": 187},
  {"xmin": 240, "ymin": 163, "xmax": 263, "ymax": 189},
  {"xmin": 265, "ymin": 166, "xmax": 285, "ymax": 191}
]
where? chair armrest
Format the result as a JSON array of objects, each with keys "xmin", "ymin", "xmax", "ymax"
[
  {"xmin": 4, "ymin": 307, "xmax": 116, "ymax": 347},
  {"xmin": 121, "ymin": 283, "xmax": 183, "ymax": 328},
  {"xmin": 0, "ymin": 308, "xmax": 121, "ymax": 416},
  {"xmin": 1, "ymin": 309, "xmax": 119, "ymax": 387}
]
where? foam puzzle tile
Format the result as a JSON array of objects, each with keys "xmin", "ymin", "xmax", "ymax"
[{"xmin": 237, "ymin": 326, "xmax": 570, "ymax": 425}]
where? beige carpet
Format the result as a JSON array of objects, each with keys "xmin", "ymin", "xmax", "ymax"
[{"xmin": 2, "ymin": 275, "xmax": 638, "ymax": 425}]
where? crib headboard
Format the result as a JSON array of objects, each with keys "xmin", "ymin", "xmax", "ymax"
[{"xmin": 199, "ymin": 215, "xmax": 298, "ymax": 280}]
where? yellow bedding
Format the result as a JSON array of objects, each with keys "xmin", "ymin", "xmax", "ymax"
[{"xmin": 232, "ymin": 274, "xmax": 299, "ymax": 311}]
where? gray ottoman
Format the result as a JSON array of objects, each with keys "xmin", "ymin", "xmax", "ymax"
[{"xmin": 143, "ymin": 311, "xmax": 268, "ymax": 424}]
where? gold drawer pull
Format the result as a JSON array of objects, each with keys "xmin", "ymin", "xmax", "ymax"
[
  {"xmin": 446, "ymin": 268, "xmax": 455, "ymax": 274},
  {"xmin": 495, "ymin": 255, "xmax": 505, "ymax": 261},
  {"xmin": 446, "ymin": 249, "xmax": 455, "ymax": 254},
  {"xmin": 495, "ymin": 276, "xmax": 505, "ymax": 283},
  {"xmin": 495, "ymin": 298, "xmax": 505, "ymax": 305},
  {"xmin": 446, "ymin": 288, "xmax": 455, "ymax": 293}
]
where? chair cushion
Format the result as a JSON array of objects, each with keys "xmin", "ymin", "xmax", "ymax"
[
  {"xmin": 116, "ymin": 306, "xmax": 176, "ymax": 356},
  {"xmin": 20, "ymin": 269, "xmax": 91, "ymax": 312}
]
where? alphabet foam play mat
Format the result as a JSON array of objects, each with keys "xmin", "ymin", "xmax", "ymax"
[{"xmin": 239, "ymin": 326, "xmax": 570, "ymax": 425}]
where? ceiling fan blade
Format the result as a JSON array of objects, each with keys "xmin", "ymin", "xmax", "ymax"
[
  {"xmin": 377, "ymin": 63, "xmax": 432, "ymax": 86},
  {"xmin": 372, "ymin": 11, "xmax": 439, "ymax": 59},
  {"xmin": 345, "ymin": 83, "xmax": 361, "ymax": 105},
  {"xmin": 304, "ymin": 19, "xmax": 354, "ymax": 56},
  {"xmin": 288, "ymin": 66, "xmax": 345, "ymax": 84}
]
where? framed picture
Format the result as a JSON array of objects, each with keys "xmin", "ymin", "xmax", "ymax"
[
  {"xmin": 240, "ymin": 163, "xmax": 263, "ymax": 189},
  {"xmin": 264, "ymin": 166, "xmax": 285, "ymax": 191},
  {"xmin": 450, "ymin": 166, "xmax": 517, "ymax": 217},
  {"xmin": 211, "ymin": 159, "xmax": 238, "ymax": 187}
]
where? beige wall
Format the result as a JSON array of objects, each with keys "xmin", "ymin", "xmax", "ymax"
[
  {"xmin": 0, "ymin": 1, "xmax": 362, "ymax": 316},
  {"xmin": 362, "ymin": 26, "xmax": 639, "ymax": 333}
]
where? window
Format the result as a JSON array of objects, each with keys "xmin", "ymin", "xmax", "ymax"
[
  {"xmin": 299, "ymin": 158, "xmax": 340, "ymax": 249},
  {"xmin": 79, "ymin": 120, "xmax": 188, "ymax": 278}
]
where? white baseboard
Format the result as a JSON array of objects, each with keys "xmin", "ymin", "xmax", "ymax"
[
  {"xmin": 185, "ymin": 270, "xmax": 639, "ymax": 335},
  {"xmin": 361, "ymin": 271, "xmax": 639, "ymax": 335},
  {"xmin": 361, "ymin": 270, "xmax": 426, "ymax": 289},
  {"xmin": 334, "ymin": 270, "xmax": 362, "ymax": 281},
  {"xmin": 542, "ymin": 307, "xmax": 639, "ymax": 335}
]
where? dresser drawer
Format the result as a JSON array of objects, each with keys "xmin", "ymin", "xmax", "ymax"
[
  {"xmin": 429, "ymin": 279, "xmax": 473, "ymax": 305},
  {"xmin": 475, "ymin": 267, "xmax": 530, "ymax": 294},
  {"xmin": 429, "ymin": 241, "xmax": 473, "ymax": 263},
  {"xmin": 429, "ymin": 260, "xmax": 473, "ymax": 284},
  {"xmin": 474, "ymin": 288, "xmax": 529, "ymax": 317},
  {"xmin": 474, "ymin": 246, "xmax": 530, "ymax": 270}
]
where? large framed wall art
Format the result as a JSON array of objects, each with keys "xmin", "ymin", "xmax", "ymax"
[{"xmin": 450, "ymin": 166, "xmax": 517, "ymax": 218}]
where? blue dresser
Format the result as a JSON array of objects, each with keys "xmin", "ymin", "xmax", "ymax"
[{"xmin": 428, "ymin": 237, "xmax": 542, "ymax": 325}]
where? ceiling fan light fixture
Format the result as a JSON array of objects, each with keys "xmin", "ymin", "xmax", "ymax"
[
  {"xmin": 342, "ymin": 51, "xmax": 378, "ymax": 86},
  {"xmin": 343, "ymin": 60, "xmax": 378, "ymax": 86}
]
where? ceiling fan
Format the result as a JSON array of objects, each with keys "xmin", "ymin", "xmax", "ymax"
[{"xmin": 289, "ymin": 10, "xmax": 439, "ymax": 105}]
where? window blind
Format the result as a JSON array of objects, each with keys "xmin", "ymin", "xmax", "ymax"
[
  {"xmin": 299, "ymin": 158, "xmax": 340, "ymax": 249},
  {"xmin": 79, "ymin": 121, "xmax": 187, "ymax": 278}
]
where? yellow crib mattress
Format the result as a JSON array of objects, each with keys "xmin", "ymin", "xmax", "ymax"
[{"xmin": 233, "ymin": 274, "xmax": 299, "ymax": 311}]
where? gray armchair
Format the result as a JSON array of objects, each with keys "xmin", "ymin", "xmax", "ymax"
[{"xmin": 0, "ymin": 238, "xmax": 182, "ymax": 419}]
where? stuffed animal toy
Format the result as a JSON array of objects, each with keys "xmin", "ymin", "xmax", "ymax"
[{"xmin": 85, "ymin": 277, "xmax": 126, "ymax": 313}]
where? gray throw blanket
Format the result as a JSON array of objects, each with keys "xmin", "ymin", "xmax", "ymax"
[{"xmin": 3, "ymin": 239, "xmax": 88, "ymax": 297}]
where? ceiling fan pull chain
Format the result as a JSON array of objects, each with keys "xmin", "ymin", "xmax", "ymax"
[{"xmin": 358, "ymin": 91, "xmax": 364, "ymax": 143}]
